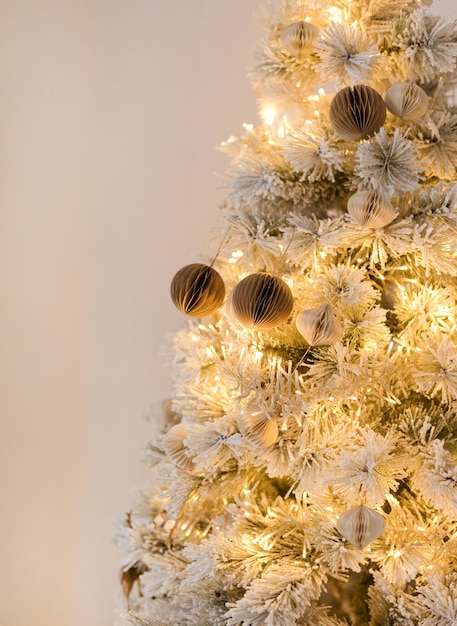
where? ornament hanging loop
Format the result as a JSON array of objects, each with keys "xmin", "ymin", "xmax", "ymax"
[
  {"xmin": 294, "ymin": 344, "xmax": 312, "ymax": 373},
  {"xmin": 210, "ymin": 224, "xmax": 233, "ymax": 268},
  {"xmin": 274, "ymin": 227, "xmax": 295, "ymax": 275}
]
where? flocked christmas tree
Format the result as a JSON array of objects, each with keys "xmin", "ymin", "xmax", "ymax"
[{"xmin": 116, "ymin": 1, "xmax": 457, "ymax": 624}]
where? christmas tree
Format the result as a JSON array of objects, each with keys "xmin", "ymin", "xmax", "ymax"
[{"xmin": 116, "ymin": 1, "xmax": 457, "ymax": 624}]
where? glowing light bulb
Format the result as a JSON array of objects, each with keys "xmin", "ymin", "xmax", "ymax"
[
  {"xmin": 262, "ymin": 107, "xmax": 276, "ymax": 126},
  {"xmin": 327, "ymin": 6, "xmax": 344, "ymax": 22}
]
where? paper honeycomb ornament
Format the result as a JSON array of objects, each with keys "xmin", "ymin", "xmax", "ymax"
[
  {"xmin": 384, "ymin": 82, "xmax": 429, "ymax": 120},
  {"xmin": 170, "ymin": 263, "xmax": 225, "ymax": 317},
  {"xmin": 162, "ymin": 423, "xmax": 195, "ymax": 472},
  {"xmin": 238, "ymin": 404, "xmax": 279, "ymax": 447},
  {"xmin": 329, "ymin": 84, "xmax": 386, "ymax": 141},
  {"xmin": 347, "ymin": 189, "xmax": 398, "ymax": 229},
  {"xmin": 279, "ymin": 20, "xmax": 319, "ymax": 57},
  {"xmin": 229, "ymin": 272, "xmax": 294, "ymax": 331},
  {"xmin": 295, "ymin": 303, "xmax": 343, "ymax": 346},
  {"xmin": 337, "ymin": 504, "xmax": 386, "ymax": 549}
]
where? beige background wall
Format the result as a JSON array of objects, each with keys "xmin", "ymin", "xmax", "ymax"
[{"xmin": 0, "ymin": 1, "xmax": 455, "ymax": 625}]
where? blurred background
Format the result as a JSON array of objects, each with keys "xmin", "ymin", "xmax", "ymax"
[{"xmin": 0, "ymin": 1, "xmax": 455, "ymax": 625}]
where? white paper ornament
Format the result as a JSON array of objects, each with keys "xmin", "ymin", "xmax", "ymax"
[
  {"xmin": 229, "ymin": 273, "xmax": 294, "ymax": 331},
  {"xmin": 170, "ymin": 263, "xmax": 225, "ymax": 317},
  {"xmin": 384, "ymin": 82, "xmax": 429, "ymax": 120},
  {"xmin": 238, "ymin": 405, "xmax": 279, "ymax": 447},
  {"xmin": 329, "ymin": 85, "xmax": 386, "ymax": 141},
  {"xmin": 337, "ymin": 504, "xmax": 385, "ymax": 549},
  {"xmin": 347, "ymin": 190, "xmax": 397, "ymax": 229},
  {"xmin": 162, "ymin": 423, "xmax": 195, "ymax": 472},
  {"xmin": 280, "ymin": 21, "xmax": 319, "ymax": 57},
  {"xmin": 295, "ymin": 303, "xmax": 343, "ymax": 346}
]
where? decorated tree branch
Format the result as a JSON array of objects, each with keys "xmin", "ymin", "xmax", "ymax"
[{"xmin": 116, "ymin": 1, "xmax": 457, "ymax": 624}]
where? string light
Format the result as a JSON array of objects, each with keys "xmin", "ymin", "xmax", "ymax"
[
  {"xmin": 327, "ymin": 6, "xmax": 344, "ymax": 22},
  {"xmin": 262, "ymin": 107, "xmax": 276, "ymax": 126}
]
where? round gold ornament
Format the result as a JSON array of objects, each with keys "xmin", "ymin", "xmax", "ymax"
[
  {"xmin": 229, "ymin": 273, "xmax": 294, "ymax": 331},
  {"xmin": 384, "ymin": 82, "xmax": 429, "ymax": 120},
  {"xmin": 336, "ymin": 504, "xmax": 385, "ymax": 549},
  {"xmin": 170, "ymin": 263, "xmax": 225, "ymax": 317},
  {"xmin": 347, "ymin": 190, "xmax": 397, "ymax": 229},
  {"xmin": 329, "ymin": 85, "xmax": 386, "ymax": 141},
  {"xmin": 279, "ymin": 21, "xmax": 319, "ymax": 57}
]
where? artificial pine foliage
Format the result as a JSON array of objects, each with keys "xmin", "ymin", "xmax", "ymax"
[{"xmin": 116, "ymin": 1, "xmax": 457, "ymax": 624}]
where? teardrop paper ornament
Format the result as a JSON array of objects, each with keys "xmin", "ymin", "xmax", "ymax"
[
  {"xmin": 347, "ymin": 190, "xmax": 397, "ymax": 229},
  {"xmin": 238, "ymin": 405, "xmax": 279, "ymax": 447},
  {"xmin": 162, "ymin": 423, "xmax": 195, "ymax": 472},
  {"xmin": 295, "ymin": 303, "xmax": 343, "ymax": 346},
  {"xmin": 170, "ymin": 263, "xmax": 225, "ymax": 317},
  {"xmin": 329, "ymin": 85, "xmax": 386, "ymax": 141},
  {"xmin": 337, "ymin": 505, "xmax": 385, "ymax": 549},
  {"xmin": 229, "ymin": 273, "xmax": 294, "ymax": 331},
  {"xmin": 280, "ymin": 21, "xmax": 319, "ymax": 57},
  {"xmin": 384, "ymin": 82, "xmax": 428, "ymax": 120}
]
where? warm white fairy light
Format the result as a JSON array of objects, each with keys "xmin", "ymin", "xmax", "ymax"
[
  {"xmin": 327, "ymin": 6, "xmax": 344, "ymax": 23},
  {"xmin": 262, "ymin": 107, "xmax": 276, "ymax": 126}
]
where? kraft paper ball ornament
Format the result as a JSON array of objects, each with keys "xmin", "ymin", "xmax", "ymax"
[
  {"xmin": 329, "ymin": 84, "xmax": 386, "ymax": 141},
  {"xmin": 170, "ymin": 263, "xmax": 225, "ymax": 317},
  {"xmin": 337, "ymin": 505, "xmax": 386, "ymax": 549},
  {"xmin": 295, "ymin": 303, "xmax": 343, "ymax": 346},
  {"xmin": 347, "ymin": 189, "xmax": 398, "ymax": 229},
  {"xmin": 280, "ymin": 21, "xmax": 319, "ymax": 57},
  {"xmin": 384, "ymin": 82, "xmax": 429, "ymax": 120},
  {"xmin": 229, "ymin": 272, "xmax": 294, "ymax": 331},
  {"xmin": 238, "ymin": 404, "xmax": 279, "ymax": 448}
]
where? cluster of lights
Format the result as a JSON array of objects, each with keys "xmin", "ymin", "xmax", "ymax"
[{"xmin": 229, "ymin": 249, "xmax": 244, "ymax": 264}]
